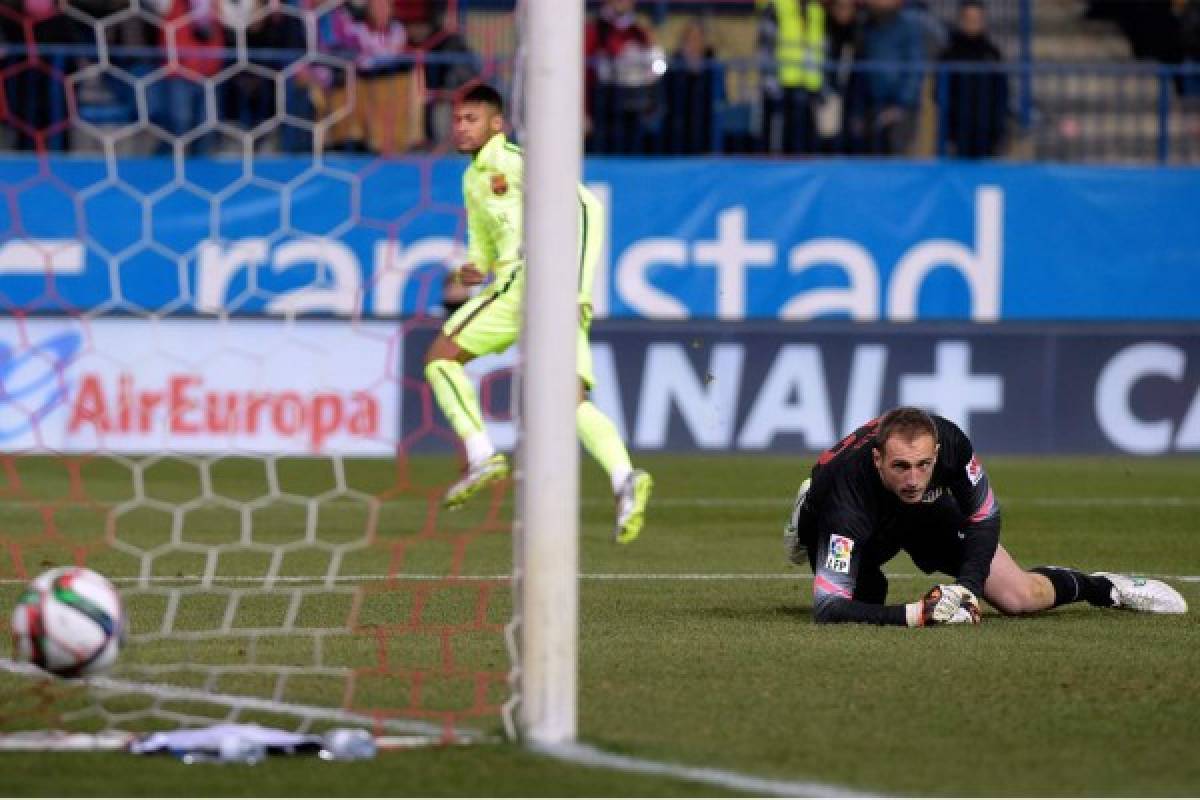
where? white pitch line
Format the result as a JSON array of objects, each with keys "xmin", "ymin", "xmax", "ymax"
[
  {"xmin": 1013, "ymin": 496, "xmax": 1200, "ymax": 507},
  {"xmin": 609, "ymin": 496, "xmax": 1200, "ymax": 508},
  {"xmin": 0, "ymin": 655, "xmax": 862, "ymax": 796},
  {"xmin": 582, "ymin": 572, "xmax": 1200, "ymax": 583},
  {"xmin": 3, "ymin": 572, "xmax": 1199, "ymax": 585},
  {"xmin": 533, "ymin": 741, "xmax": 873, "ymax": 798},
  {"xmin": 1, "ymin": 496, "xmax": 1198, "ymax": 510}
]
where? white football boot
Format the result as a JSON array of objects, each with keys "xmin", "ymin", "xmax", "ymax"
[
  {"xmin": 614, "ymin": 469, "xmax": 654, "ymax": 544},
  {"xmin": 783, "ymin": 478, "xmax": 811, "ymax": 566},
  {"xmin": 443, "ymin": 453, "xmax": 510, "ymax": 511},
  {"xmin": 1094, "ymin": 572, "xmax": 1188, "ymax": 614}
]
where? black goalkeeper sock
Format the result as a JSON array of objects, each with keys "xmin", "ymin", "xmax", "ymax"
[{"xmin": 1031, "ymin": 567, "xmax": 1116, "ymax": 608}]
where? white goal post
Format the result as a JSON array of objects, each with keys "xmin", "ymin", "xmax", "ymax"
[{"xmin": 513, "ymin": 0, "xmax": 584, "ymax": 745}]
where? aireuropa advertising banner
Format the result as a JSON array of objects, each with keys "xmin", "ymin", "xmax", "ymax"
[
  {"xmin": 2, "ymin": 157, "xmax": 1199, "ymax": 321},
  {"xmin": 401, "ymin": 322, "xmax": 1200, "ymax": 455},
  {"xmin": 0, "ymin": 318, "xmax": 398, "ymax": 454}
]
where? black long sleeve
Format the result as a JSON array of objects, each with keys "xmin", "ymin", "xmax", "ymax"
[{"xmin": 814, "ymin": 595, "xmax": 909, "ymax": 626}]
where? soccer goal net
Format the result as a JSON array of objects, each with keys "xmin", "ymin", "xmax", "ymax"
[{"xmin": 0, "ymin": 0, "xmax": 538, "ymax": 747}]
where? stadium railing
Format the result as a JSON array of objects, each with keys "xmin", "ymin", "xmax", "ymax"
[{"xmin": 4, "ymin": 44, "xmax": 1198, "ymax": 164}]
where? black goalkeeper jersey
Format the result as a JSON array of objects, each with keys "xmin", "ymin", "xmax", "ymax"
[{"xmin": 801, "ymin": 414, "xmax": 1001, "ymax": 625}]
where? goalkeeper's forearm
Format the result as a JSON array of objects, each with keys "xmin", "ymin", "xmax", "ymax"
[{"xmin": 813, "ymin": 595, "xmax": 910, "ymax": 626}]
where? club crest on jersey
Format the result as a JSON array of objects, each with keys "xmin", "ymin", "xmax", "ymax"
[
  {"xmin": 491, "ymin": 174, "xmax": 508, "ymax": 195},
  {"xmin": 825, "ymin": 535, "xmax": 854, "ymax": 574},
  {"xmin": 966, "ymin": 454, "xmax": 984, "ymax": 486}
]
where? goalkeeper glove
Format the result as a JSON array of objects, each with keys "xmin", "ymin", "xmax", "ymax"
[
  {"xmin": 906, "ymin": 584, "xmax": 981, "ymax": 627},
  {"xmin": 947, "ymin": 602, "xmax": 982, "ymax": 625}
]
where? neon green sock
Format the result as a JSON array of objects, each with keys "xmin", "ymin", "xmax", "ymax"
[
  {"xmin": 577, "ymin": 401, "xmax": 633, "ymax": 493},
  {"xmin": 425, "ymin": 359, "xmax": 485, "ymax": 440}
]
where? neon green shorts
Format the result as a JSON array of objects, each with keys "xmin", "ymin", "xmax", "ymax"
[
  {"xmin": 444, "ymin": 193, "xmax": 604, "ymax": 388},
  {"xmin": 443, "ymin": 290, "xmax": 597, "ymax": 389}
]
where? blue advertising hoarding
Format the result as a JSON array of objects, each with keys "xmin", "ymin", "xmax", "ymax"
[{"xmin": 1, "ymin": 156, "xmax": 1199, "ymax": 321}]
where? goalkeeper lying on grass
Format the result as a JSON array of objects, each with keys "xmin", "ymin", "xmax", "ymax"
[{"xmin": 783, "ymin": 406, "xmax": 1187, "ymax": 626}]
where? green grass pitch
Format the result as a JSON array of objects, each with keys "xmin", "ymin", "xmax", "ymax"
[{"xmin": 2, "ymin": 454, "xmax": 1198, "ymax": 796}]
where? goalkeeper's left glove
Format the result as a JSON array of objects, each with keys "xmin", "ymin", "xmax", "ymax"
[
  {"xmin": 946, "ymin": 596, "xmax": 982, "ymax": 625},
  {"xmin": 906, "ymin": 584, "xmax": 981, "ymax": 627}
]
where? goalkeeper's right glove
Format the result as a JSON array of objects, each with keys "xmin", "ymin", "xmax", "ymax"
[
  {"xmin": 906, "ymin": 584, "xmax": 981, "ymax": 627},
  {"xmin": 947, "ymin": 603, "xmax": 982, "ymax": 625}
]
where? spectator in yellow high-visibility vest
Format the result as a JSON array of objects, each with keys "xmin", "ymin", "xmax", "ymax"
[{"xmin": 756, "ymin": 0, "xmax": 827, "ymax": 154}]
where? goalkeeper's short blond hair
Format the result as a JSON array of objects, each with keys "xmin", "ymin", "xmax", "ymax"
[{"xmin": 873, "ymin": 406, "xmax": 939, "ymax": 451}]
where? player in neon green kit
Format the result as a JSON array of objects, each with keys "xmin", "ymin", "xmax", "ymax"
[{"xmin": 424, "ymin": 84, "xmax": 653, "ymax": 544}]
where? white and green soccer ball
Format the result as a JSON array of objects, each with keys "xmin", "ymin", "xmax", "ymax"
[{"xmin": 10, "ymin": 567, "xmax": 124, "ymax": 679}]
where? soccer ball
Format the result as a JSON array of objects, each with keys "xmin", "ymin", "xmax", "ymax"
[{"xmin": 10, "ymin": 567, "xmax": 124, "ymax": 679}]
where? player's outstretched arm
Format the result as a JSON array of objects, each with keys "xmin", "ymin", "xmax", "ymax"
[
  {"xmin": 813, "ymin": 592, "xmax": 911, "ymax": 626},
  {"xmin": 812, "ymin": 578, "xmax": 982, "ymax": 627},
  {"xmin": 811, "ymin": 528, "xmax": 915, "ymax": 626}
]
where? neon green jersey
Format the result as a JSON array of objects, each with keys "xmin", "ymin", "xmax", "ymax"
[{"xmin": 463, "ymin": 132, "xmax": 602, "ymax": 306}]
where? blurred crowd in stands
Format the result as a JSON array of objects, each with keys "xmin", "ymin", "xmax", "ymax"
[
  {"xmin": 0, "ymin": 0, "xmax": 477, "ymax": 154},
  {"xmin": 1, "ymin": 0, "xmax": 1198, "ymax": 158},
  {"xmin": 1086, "ymin": 0, "xmax": 1200, "ymax": 94}
]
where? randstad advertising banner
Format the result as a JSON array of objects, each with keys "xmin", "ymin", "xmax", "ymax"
[
  {"xmin": 1, "ymin": 157, "xmax": 1199, "ymax": 320},
  {"xmin": 0, "ymin": 318, "xmax": 397, "ymax": 455}
]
